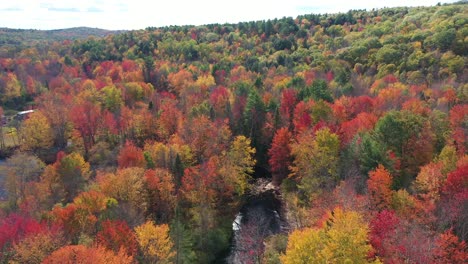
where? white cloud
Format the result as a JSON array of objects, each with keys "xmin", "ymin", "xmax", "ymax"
[{"xmin": 0, "ymin": 0, "xmax": 458, "ymax": 30}]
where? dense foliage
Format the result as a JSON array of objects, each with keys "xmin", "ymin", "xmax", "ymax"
[{"xmin": 0, "ymin": 2, "xmax": 467, "ymax": 263}]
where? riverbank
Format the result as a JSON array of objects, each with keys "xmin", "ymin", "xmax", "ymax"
[{"xmin": 227, "ymin": 178, "xmax": 287, "ymax": 263}]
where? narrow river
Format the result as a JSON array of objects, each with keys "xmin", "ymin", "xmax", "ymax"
[{"xmin": 226, "ymin": 178, "xmax": 286, "ymax": 263}]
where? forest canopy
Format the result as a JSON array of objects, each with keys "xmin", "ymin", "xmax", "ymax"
[{"xmin": 0, "ymin": 2, "xmax": 467, "ymax": 263}]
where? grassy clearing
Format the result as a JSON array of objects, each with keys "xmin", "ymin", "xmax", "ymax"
[{"xmin": 1, "ymin": 126, "xmax": 20, "ymax": 148}]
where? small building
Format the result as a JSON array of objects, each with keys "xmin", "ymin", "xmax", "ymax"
[
  {"xmin": 14, "ymin": 110, "xmax": 34, "ymax": 121},
  {"xmin": 17, "ymin": 110, "xmax": 35, "ymax": 115}
]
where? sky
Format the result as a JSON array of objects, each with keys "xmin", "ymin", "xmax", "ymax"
[{"xmin": 0, "ymin": 0, "xmax": 458, "ymax": 30}]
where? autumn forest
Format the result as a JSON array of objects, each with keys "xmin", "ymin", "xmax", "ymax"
[{"xmin": 0, "ymin": 2, "xmax": 467, "ymax": 263}]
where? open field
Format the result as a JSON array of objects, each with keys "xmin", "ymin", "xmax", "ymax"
[{"xmin": 1, "ymin": 127, "xmax": 19, "ymax": 148}]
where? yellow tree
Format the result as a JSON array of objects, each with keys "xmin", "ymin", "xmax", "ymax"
[
  {"xmin": 414, "ymin": 162, "xmax": 444, "ymax": 202},
  {"xmin": 219, "ymin": 135, "xmax": 256, "ymax": 196},
  {"xmin": 38, "ymin": 151, "xmax": 91, "ymax": 205},
  {"xmin": 3, "ymin": 73, "xmax": 21, "ymax": 102},
  {"xmin": 20, "ymin": 111, "xmax": 53, "ymax": 152},
  {"xmin": 290, "ymin": 128, "xmax": 340, "ymax": 202},
  {"xmin": 135, "ymin": 221, "xmax": 175, "ymax": 263},
  {"xmin": 143, "ymin": 141, "xmax": 172, "ymax": 169},
  {"xmin": 195, "ymin": 74, "xmax": 215, "ymax": 94},
  {"xmin": 321, "ymin": 208, "xmax": 376, "ymax": 263},
  {"xmin": 281, "ymin": 208, "xmax": 380, "ymax": 264},
  {"xmin": 57, "ymin": 152, "xmax": 91, "ymax": 203},
  {"xmin": 97, "ymin": 167, "xmax": 147, "ymax": 225},
  {"xmin": 435, "ymin": 145, "xmax": 458, "ymax": 175},
  {"xmin": 280, "ymin": 227, "xmax": 324, "ymax": 264}
]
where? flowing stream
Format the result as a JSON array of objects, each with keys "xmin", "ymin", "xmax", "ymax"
[{"xmin": 227, "ymin": 178, "xmax": 286, "ymax": 263}]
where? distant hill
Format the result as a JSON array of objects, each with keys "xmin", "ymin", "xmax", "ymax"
[
  {"xmin": 48, "ymin": 27, "xmax": 125, "ymax": 38},
  {"xmin": 0, "ymin": 27, "xmax": 125, "ymax": 46}
]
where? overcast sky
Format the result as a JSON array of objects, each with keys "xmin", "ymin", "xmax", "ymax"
[{"xmin": 0, "ymin": 0, "xmax": 458, "ymax": 30}]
